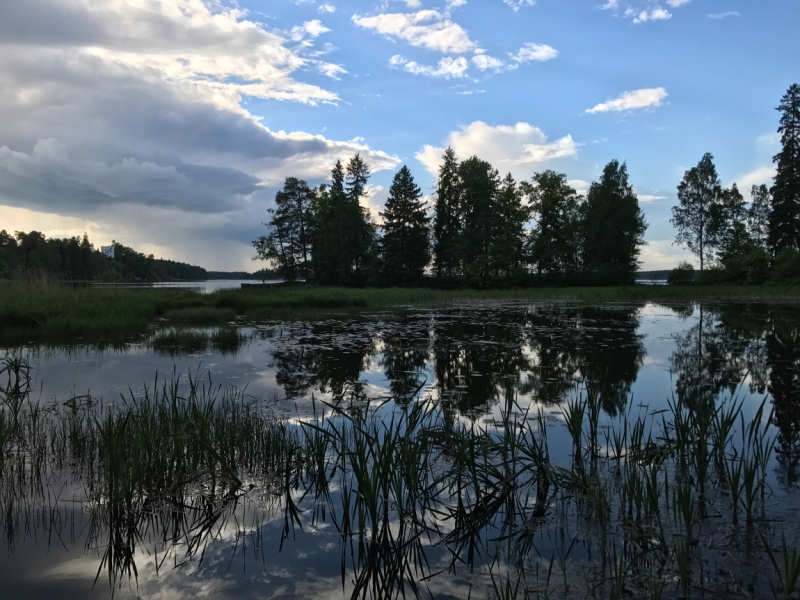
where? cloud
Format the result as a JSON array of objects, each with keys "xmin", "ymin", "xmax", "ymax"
[
  {"xmin": 0, "ymin": 0, "xmax": 400, "ymax": 270},
  {"xmin": 511, "ymin": 43, "xmax": 558, "ymax": 63},
  {"xmin": 586, "ymin": 87, "xmax": 668, "ymax": 113},
  {"xmin": 353, "ymin": 10, "xmax": 477, "ymax": 53},
  {"xmin": 626, "ymin": 6, "xmax": 672, "ymax": 23},
  {"xmin": 733, "ymin": 166, "xmax": 776, "ymax": 194},
  {"xmin": 447, "ymin": 0, "xmax": 468, "ymax": 7},
  {"xmin": 709, "ymin": 11, "xmax": 741, "ymax": 19},
  {"xmin": 416, "ymin": 121, "xmax": 578, "ymax": 179},
  {"xmin": 471, "ymin": 53, "xmax": 506, "ymax": 72},
  {"xmin": 390, "ymin": 54, "xmax": 469, "ymax": 78},
  {"xmin": 318, "ymin": 3, "xmax": 336, "ymax": 12},
  {"xmin": 290, "ymin": 19, "xmax": 331, "ymax": 41},
  {"xmin": 666, "ymin": 0, "xmax": 690, "ymax": 6},
  {"xmin": 637, "ymin": 194, "xmax": 667, "ymax": 202},
  {"xmin": 503, "ymin": 0, "xmax": 536, "ymax": 11},
  {"xmin": 601, "ymin": 0, "xmax": 619, "ymax": 9}
]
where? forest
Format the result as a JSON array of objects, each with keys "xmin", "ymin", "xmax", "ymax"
[{"xmin": 255, "ymin": 84, "xmax": 800, "ymax": 288}]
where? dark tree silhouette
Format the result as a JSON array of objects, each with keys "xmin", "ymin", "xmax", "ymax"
[
  {"xmin": 769, "ymin": 84, "xmax": 800, "ymax": 254},
  {"xmin": 458, "ymin": 156, "xmax": 500, "ymax": 285},
  {"xmin": 433, "ymin": 147, "xmax": 462, "ymax": 279},
  {"xmin": 583, "ymin": 160, "xmax": 648, "ymax": 284},
  {"xmin": 380, "ymin": 165, "xmax": 430, "ymax": 286}
]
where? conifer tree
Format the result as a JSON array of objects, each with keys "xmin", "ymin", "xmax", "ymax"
[
  {"xmin": 433, "ymin": 147, "xmax": 462, "ymax": 279},
  {"xmin": 769, "ymin": 84, "xmax": 800, "ymax": 254},
  {"xmin": 584, "ymin": 160, "xmax": 647, "ymax": 283},
  {"xmin": 671, "ymin": 153, "xmax": 724, "ymax": 272},
  {"xmin": 380, "ymin": 165, "xmax": 430, "ymax": 286}
]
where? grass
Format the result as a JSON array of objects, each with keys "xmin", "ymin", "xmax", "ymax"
[{"xmin": 3, "ymin": 283, "xmax": 800, "ymax": 344}]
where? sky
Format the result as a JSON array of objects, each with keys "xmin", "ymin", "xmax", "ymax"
[{"xmin": 0, "ymin": 0, "xmax": 797, "ymax": 272}]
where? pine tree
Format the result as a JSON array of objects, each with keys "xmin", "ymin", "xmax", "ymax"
[
  {"xmin": 584, "ymin": 160, "xmax": 648, "ymax": 283},
  {"xmin": 522, "ymin": 171, "xmax": 582, "ymax": 278},
  {"xmin": 345, "ymin": 154, "xmax": 377, "ymax": 280},
  {"xmin": 459, "ymin": 156, "xmax": 500, "ymax": 284},
  {"xmin": 769, "ymin": 84, "xmax": 800, "ymax": 254},
  {"xmin": 671, "ymin": 153, "xmax": 724, "ymax": 272},
  {"xmin": 380, "ymin": 165, "xmax": 430, "ymax": 286},
  {"xmin": 432, "ymin": 147, "xmax": 462, "ymax": 279},
  {"xmin": 253, "ymin": 177, "xmax": 314, "ymax": 282}
]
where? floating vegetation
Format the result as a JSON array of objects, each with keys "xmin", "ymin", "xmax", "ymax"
[
  {"xmin": 145, "ymin": 326, "xmax": 248, "ymax": 355},
  {"xmin": 1, "ymin": 351, "xmax": 799, "ymax": 599}
]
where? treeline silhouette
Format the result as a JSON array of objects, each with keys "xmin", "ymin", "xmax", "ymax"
[
  {"xmin": 0, "ymin": 231, "xmax": 207, "ymax": 282},
  {"xmin": 255, "ymin": 154, "xmax": 647, "ymax": 288}
]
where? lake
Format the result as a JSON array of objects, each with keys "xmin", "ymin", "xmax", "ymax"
[{"xmin": 1, "ymin": 299, "xmax": 798, "ymax": 599}]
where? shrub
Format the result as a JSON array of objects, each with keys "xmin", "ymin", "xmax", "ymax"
[{"xmin": 668, "ymin": 261, "xmax": 695, "ymax": 285}]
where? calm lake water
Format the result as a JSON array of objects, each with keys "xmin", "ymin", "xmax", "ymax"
[{"xmin": 1, "ymin": 300, "xmax": 799, "ymax": 599}]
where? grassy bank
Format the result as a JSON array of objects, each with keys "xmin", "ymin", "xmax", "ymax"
[{"xmin": 2, "ymin": 283, "xmax": 800, "ymax": 342}]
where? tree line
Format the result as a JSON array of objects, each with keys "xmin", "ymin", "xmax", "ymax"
[
  {"xmin": 0, "ymin": 231, "xmax": 208, "ymax": 282},
  {"xmin": 669, "ymin": 83, "xmax": 800, "ymax": 284},
  {"xmin": 255, "ymin": 152, "xmax": 648, "ymax": 287}
]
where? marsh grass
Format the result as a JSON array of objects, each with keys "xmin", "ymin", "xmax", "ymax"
[
  {"xmin": 146, "ymin": 326, "xmax": 248, "ymax": 355},
  {"xmin": 4, "ymin": 284, "xmax": 800, "ymax": 344},
  {"xmin": 1, "ymin": 355, "xmax": 798, "ymax": 599}
]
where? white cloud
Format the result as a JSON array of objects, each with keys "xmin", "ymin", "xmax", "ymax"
[
  {"xmin": 601, "ymin": 0, "xmax": 619, "ymax": 9},
  {"xmin": 666, "ymin": 0, "xmax": 690, "ymax": 6},
  {"xmin": 390, "ymin": 54, "xmax": 469, "ymax": 78},
  {"xmin": 353, "ymin": 10, "xmax": 477, "ymax": 53},
  {"xmin": 290, "ymin": 20, "xmax": 330, "ymax": 41},
  {"xmin": 626, "ymin": 6, "xmax": 672, "ymax": 23},
  {"xmin": 503, "ymin": 0, "xmax": 536, "ymax": 11},
  {"xmin": 733, "ymin": 166, "xmax": 776, "ymax": 195},
  {"xmin": 709, "ymin": 11, "xmax": 741, "ymax": 19},
  {"xmin": 512, "ymin": 43, "xmax": 558, "ymax": 63},
  {"xmin": 318, "ymin": 3, "xmax": 336, "ymax": 13},
  {"xmin": 638, "ymin": 194, "xmax": 667, "ymax": 202},
  {"xmin": 447, "ymin": 0, "xmax": 468, "ymax": 7},
  {"xmin": 471, "ymin": 54, "xmax": 506, "ymax": 71},
  {"xmin": 586, "ymin": 87, "xmax": 668, "ymax": 113},
  {"xmin": 416, "ymin": 122, "xmax": 578, "ymax": 179},
  {"xmin": 639, "ymin": 240, "xmax": 694, "ymax": 270}
]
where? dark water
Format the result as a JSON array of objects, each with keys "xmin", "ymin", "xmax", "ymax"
[{"xmin": 2, "ymin": 300, "xmax": 800, "ymax": 599}]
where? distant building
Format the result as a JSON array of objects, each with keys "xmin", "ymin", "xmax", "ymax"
[{"xmin": 101, "ymin": 245, "xmax": 115, "ymax": 259}]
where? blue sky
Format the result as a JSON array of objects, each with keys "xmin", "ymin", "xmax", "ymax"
[{"xmin": 0, "ymin": 0, "xmax": 796, "ymax": 270}]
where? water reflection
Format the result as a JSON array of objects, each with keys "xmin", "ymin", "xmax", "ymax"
[{"xmin": 3, "ymin": 300, "xmax": 800, "ymax": 598}]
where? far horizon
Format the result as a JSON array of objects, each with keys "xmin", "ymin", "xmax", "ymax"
[{"xmin": 0, "ymin": 0, "xmax": 795, "ymax": 271}]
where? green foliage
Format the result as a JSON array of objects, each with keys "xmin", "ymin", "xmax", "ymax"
[
  {"xmin": 432, "ymin": 147, "xmax": 462, "ymax": 279},
  {"xmin": 311, "ymin": 156, "xmax": 378, "ymax": 286},
  {"xmin": 523, "ymin": 170, "xmax": 582, "ymax": 279},
  {"xmin": 769, "ymin": 83, "xmax": 800, "ymax": 255},
  {"xmin": 773, "ymin": 248, "xmax": 800, "ymax": 282},
  {"xmin": 380, "ymin": 166, "xmax": 430, "ymax": 286},
  {"xmin": 489, "ymin": 173, "xmax": 529, "ymax": 281},
  {"xmin": 253, "ymin": 177, "xmax": 314, "ymax": 282},
  {"xmin": 583, "ymin": 160, "xmax": 648, "ymax": 284},
  {"xmin": 459, "ymin": 155, "xmax": 501, "ymax": 286},
  {"xmin": 671, "ymin": 152, "xmax": 725, "ymax": 272},
  {"xmin": 668, "ymin": 260, "xmax": 695, "ymax": 285}
]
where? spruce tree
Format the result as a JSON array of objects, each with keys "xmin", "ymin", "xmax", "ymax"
[
  {"xmin": 584, "ymin": 160, "xmax": 648, "ymax": 283},
  {"xmin": 748, "ymin": 184, "xmax": 771, "ymax": 249},
  {"xmin": 380, "ymin": 165, "xmax": 430, "ymax": 286},
  {"xmin": 671, "ymin": 153, "xmax": 724, "ymax": 272},
  {"xmin": 432, "ymin": 147, "xmax": 462, "ymax": 279},
  {"xmin": 769, "ymin": 84, "xmax": 800, "ymax": 254}
]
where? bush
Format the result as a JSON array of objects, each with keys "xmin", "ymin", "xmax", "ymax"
[
  {"xmin": 668, "ymin": 261, "xmax": 695, "ymax": 285},
  {"xmin": 720, "ymin": 247, "xmax": 771, "ymax": 284},
  {"xmin": 773, "ymin": 248, "xmax": 800, "ymax": 282}
]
